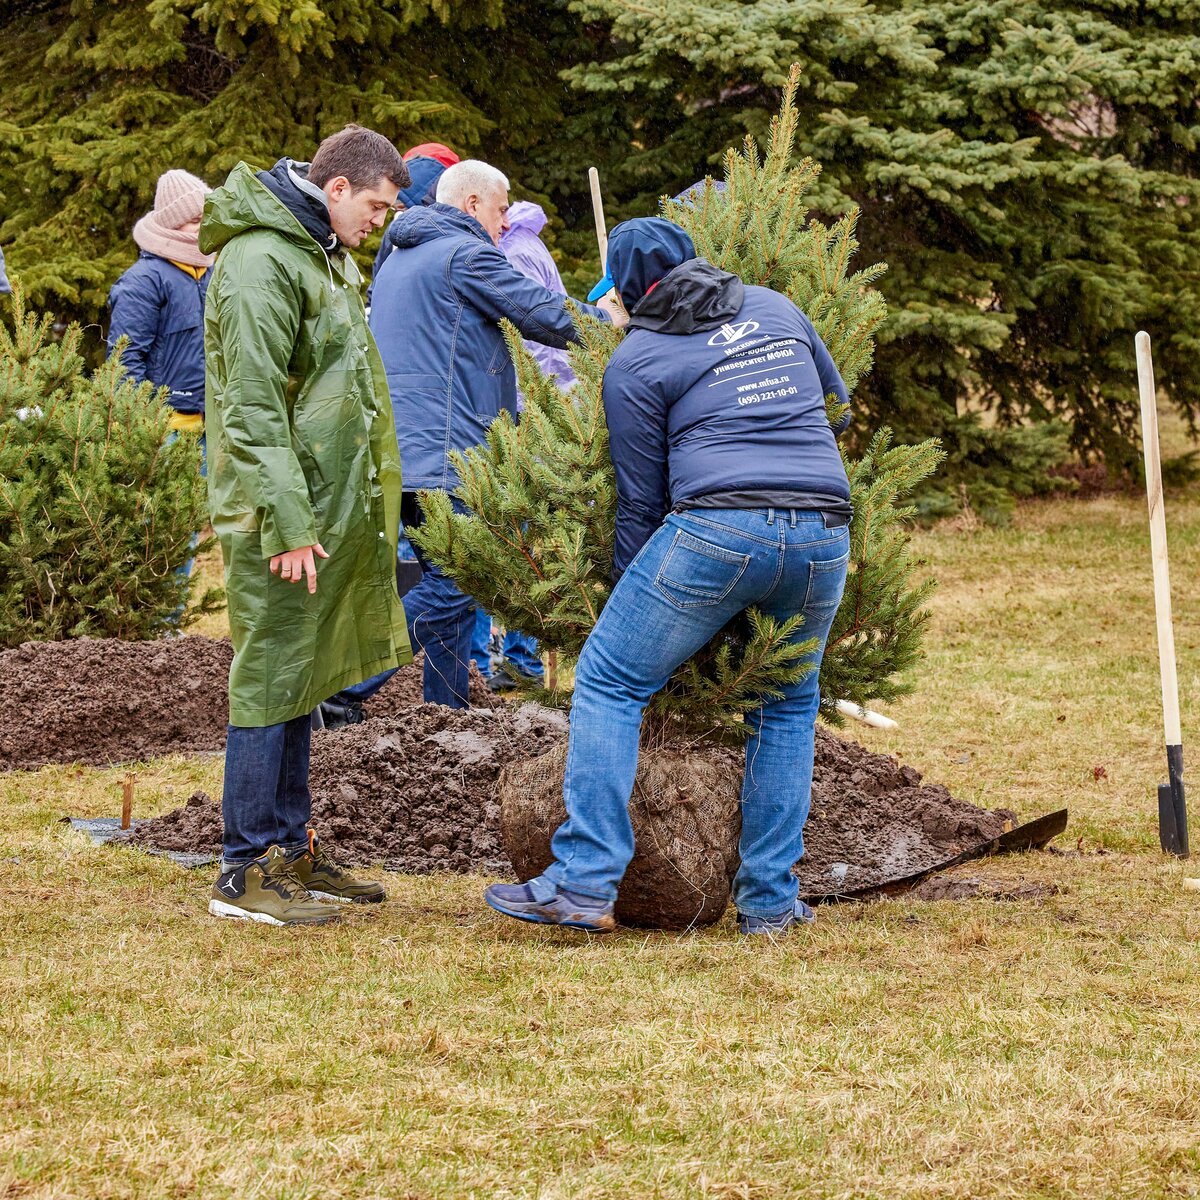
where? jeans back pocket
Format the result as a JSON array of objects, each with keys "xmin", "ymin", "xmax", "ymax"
[
  {"xmin": 654, "ymin": 530, "xmax": 750, "ymax": 609},
  {"xmin": 803, "ymin": 549, "xmax": 850, "ymax": 614}
]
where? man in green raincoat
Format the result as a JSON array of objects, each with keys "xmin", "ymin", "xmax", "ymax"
[{"xmin": 200, "ymin": 125, "xmax": 413, "ymax": 926}]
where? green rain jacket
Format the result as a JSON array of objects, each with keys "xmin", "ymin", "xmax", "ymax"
[{"xmin": 199, "ymin": 163, "xmax": 411, "ymax": 727}]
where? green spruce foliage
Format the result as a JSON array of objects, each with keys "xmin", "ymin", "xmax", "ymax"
[
  {"xmin": 415, "ymin": 72, "xmax": 944, "ymax": 734},
  {"xmin": 4, "ymin": 0, "xmax": 1192, "ymax": 506},
  {"xmin": 566, "ymin": 0, "xmax": 1200, "ymax": 492},
  {"xmin": 0, "ymin": 288, "xmax": 217, "ymax": 645}
]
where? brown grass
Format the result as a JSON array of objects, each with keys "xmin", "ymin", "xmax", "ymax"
[{"xmin": 4, "ymin": 487, "xmax": 1200, "ymax": 1198}]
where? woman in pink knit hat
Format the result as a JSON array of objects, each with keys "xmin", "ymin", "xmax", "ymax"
[
  {"xmin": 107, "ymin": 169, "xmax": 214, "ymax": 432},
  {"xmin": 107, "ymin": 169, "xmax": 214, "ymax": 586}
]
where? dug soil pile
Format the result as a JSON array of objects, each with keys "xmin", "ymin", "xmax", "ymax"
[
  {"xmin": 0, "ymin": 636, "xmax": 233, "ymax": 770},
  {"xmin": 133, "ymin": 711, "xmax": 1016, "ymax": 898},
  {"xmin": 797, "ymin": 730, "xmax": 1016, "ymax": 896},
  {"xmin": 0, "ymin": 635, "xmax": 494, "ymax": 770},
  {"xmin": 132, "ymin": 703, "xmax": 568, "ymax": 873}
]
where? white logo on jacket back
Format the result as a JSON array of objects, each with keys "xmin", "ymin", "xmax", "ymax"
[{"xmin": 707, "ymin": 320, "xmax": 761, "ymax": 347}]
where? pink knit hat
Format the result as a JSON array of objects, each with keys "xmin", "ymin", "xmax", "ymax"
[{"xmin": 133, "ymin": 170, "xmax": 214, "ymax": 267}]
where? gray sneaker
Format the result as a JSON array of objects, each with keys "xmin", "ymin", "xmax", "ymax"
[
  {"xmin": 209, "ymin": 846, "xmax": 342, "ymax": 926},
  {"xmin": 484, "ymin": 874, "xmax": 616, "ymax": 932},
  {"xmin": 738, "ymin": 899, "xmax": 816, "ymax": 937}
]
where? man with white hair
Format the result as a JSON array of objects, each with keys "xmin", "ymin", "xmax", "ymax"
[{"xmin": 329, "ymin": 159, "xmax": 620, "ymax": 713}]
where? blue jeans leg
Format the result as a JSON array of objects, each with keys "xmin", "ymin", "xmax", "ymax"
[
  {"xmin": 472, "ymin": 606, "xmax": 494, "ymax": 678},
  {"xmin": 544, "ymin": 509, "xmax": 849, "ymax": 908},
  {"xmin": 407, "ymin": 561, "xmax": 475, "ymax": 707},
  {"xmin": 502, "ymin": 628, "xmax": 544, "ymax": 680},
  {"xmin": 732, "ymin": 563, "xmax": 845, "ymax": 918},
  {"xmin": 221, "ymin": 713, "xmax": 312, "ymax": 862}
]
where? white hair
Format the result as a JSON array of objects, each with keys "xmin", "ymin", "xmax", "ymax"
[{"xmin": 436, "ymin": 160, "xmax": 509, "ymax": 207}]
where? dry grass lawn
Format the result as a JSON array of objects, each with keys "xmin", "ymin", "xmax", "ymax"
[{"xmin": 4, "ymin": 485, "xmax": 1200, "ymax": 1198}]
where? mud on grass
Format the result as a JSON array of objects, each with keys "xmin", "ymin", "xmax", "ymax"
[
  {"xmin": 134, "ymin": 712, "xmax": 1016, "ymax": 897},
  {"xmin": 0, "ymin": 635, "xmax": 494, "ymax": 771}
]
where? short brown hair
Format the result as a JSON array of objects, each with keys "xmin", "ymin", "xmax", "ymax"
[{"xmin": 309, "ymin": 125, "xmax": 409, "ymax": 191}]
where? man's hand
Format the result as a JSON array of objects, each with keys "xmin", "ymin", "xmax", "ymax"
[
  {"xmin": 270, "ymin": 543, "xmax": 329, "ymax": 594},
  {"xmin": 596, "ymin": 290, "xmax": 630, "ymax": 329}
]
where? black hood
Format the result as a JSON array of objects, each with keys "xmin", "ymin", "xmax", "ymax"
[
  {"xmin": 256, "ymin": 158, "xmax": 338, "ymax": 252},
  {"xmin": 628, "ymin": 258, "xmax": 745, "ymax": 335}
]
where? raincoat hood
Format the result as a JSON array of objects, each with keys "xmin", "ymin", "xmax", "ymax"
[
  {"xmin": 200, "ymin": 161, "xmax": 328, "ymax": 256},
  {"xmin": 503, "ymin": 201, "xmax": 548, "ymax": 238},
  {"xmin": 397, "ymin": 155, "xmax": 445, "ymax": 209},
  {"xmin": 628, "ymin": 258, "xmax": 744, "ymax": 335},
  {"xmin": 387, "ymin": 202, "xmax": 492, "ymax": 251}
]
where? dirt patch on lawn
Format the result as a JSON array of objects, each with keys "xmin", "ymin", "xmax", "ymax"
[
  {"xmin": 797, "ymin": 730, "xmax": 1017, "ymax": 897},
  {"xmin": 133, "ymin": 713, "xmax": 1019, "ymax": 898},
  {"xmin": 0, "ymin": 637, "xmax": 233, "ymax": 771},
  {"xmin": 131, "ymin": 703, "xmax": 568, "ymax": 873},
  {"xmin": 0, "ymin": 636, "xmax": 496, "ymax": 770},
  {"xmin": 905, "ymin": 874, "xmax": 1060, "ymax": 902}
]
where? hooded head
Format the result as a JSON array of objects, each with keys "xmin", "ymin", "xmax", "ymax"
[
  {"xmin": 588, "ymin": 217, "xmax": 695, "ymax": 306},
  {"xmin": 133, "ymin": 170, "xmax": 214, "ymax": 268},
  {"xmin": 502, "ymin": 200, "xmax": 548, "ymax": 239},
  {"xmin": 396, "ymin": 155, "xmax": 446, "ymax": 208}
]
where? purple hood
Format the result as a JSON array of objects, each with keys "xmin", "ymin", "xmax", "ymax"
[{"xmin": 500, "ymin": 201, "xmax": 576, "ymax": 394}]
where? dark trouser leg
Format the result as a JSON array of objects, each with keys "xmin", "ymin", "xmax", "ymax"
[
  {"xmin": 221, "ymin": 722, "xmax": 288, "ymax": 862},
  {"xmin": 275, "ymin": 714, "xmax": 314, "ymax": 852}
]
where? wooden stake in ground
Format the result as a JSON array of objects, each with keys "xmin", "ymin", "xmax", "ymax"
[
  {"xmin": 121, "ymin": 774, "xmax": 135, "ymax": 831},
  {"xmin": 1136, "ymin": 330, "xmax": 1189, "ymax": 857}
]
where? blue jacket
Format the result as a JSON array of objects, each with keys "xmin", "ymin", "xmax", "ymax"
[
  {"xmin": 107, "ymin": 252, "xmax": 209, "ymax": 415},
  {"xmin": 601, "ymin": 219, "xmax": 850, "ymax": 574},
  {"xmin": 370, "ymin": 203, "xmax": 607, "ymax": 491}
]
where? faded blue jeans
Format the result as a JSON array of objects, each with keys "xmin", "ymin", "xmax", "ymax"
[
  {"xmin": 472, "ymin": 607, "xmax": 544, "ymax": 681},
  {"xmin": 544, "ymin": 508, "xmax": 849, "ymax": 918}
]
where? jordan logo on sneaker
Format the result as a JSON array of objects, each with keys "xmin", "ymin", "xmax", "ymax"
[{"xmin": 220, "ymin": 876, "xmax": 240, "ymax": 896}]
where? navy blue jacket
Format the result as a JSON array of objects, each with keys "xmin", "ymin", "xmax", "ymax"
[
  {"xmin": 370, "ymin": 203, "xmax": 607, "ymax": 491},
  {"xmin": 107, "ymin": 253, "xmax": 209, "ymax": 415},
  {"xmin": 603, "ymin": 244, "xmax": 850, "ymax": 574}
]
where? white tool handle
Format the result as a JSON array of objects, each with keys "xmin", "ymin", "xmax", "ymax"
[
  {"xmin": 588, "ymin": 166, "xmax": 608, "ymax": 266},
  {"xmin": 835, "ymin": 699, "xmax": 898, "ymax": 730}
]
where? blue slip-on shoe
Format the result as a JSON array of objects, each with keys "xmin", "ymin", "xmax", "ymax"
[
  {"xmin": 485, "ymin": 874, "xmax": 617, "ymax": 933},
  {"xmin": 738, "ymin": 899, "xmax": 817, "ymax": 937}
]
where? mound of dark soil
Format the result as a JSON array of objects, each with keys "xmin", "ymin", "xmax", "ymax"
[
  {"xmin": 133, "ymin": 712, "xmax": 1017, "ymax": 901},
  {"xmin": 0, "ymin": 637, "xmax": 233, "ymax": 771},
  {"xmin": 364, "ymin": 660, "xmax": 500, "ymax": 718},
  {"xmin": 0, "ymin": 635, "xmax": 497, "ymax": 770},
  {"xmin": 799, "ymin": 730, "xmax": 1016, "ymax": 896},
  {"xmin": 132, "ymin": 703, "xmax": 569, "ymax": 873}
]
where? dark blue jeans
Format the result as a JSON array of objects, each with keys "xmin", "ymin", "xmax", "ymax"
[
  {"xmin": 221, "ymin": 714, "xmax": 312, "ymax": 862},
  {"xmin": 341, "ymin": 493, "xmax": 478, "ymax": 708},
  {"xmin": 342, "ymin": 557, "xmax": 475, "ymax": 708}
]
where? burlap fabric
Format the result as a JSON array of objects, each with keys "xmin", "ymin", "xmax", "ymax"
[{"xmin": 497, "ymin": 739, "xmax": 744, "ymax": 929}]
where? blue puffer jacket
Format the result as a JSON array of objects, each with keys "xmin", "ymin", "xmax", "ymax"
[
  {"xmin": 601, "ymin": 218, "xmax": 851, "ymax": 574},
  {"xmin": 107, "ymin": 252, "xmax": 209, "ymax": 414},
  {"xmin": 370, "ymin": 203, "xmax": 608, "ymax": 491}
]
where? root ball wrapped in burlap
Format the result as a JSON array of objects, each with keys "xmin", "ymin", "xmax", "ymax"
[{"xmin": 497, "ymin": 740, "xmax": 744, "ymax": 929}]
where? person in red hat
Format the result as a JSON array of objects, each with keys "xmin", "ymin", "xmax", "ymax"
[
  {"xmin": 404, "ymin": 143, "xmax": 460, "ymax": 168},
  {"xmin": 369, "ymin": 143, "xmax": 462, "ymax": 298}
]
